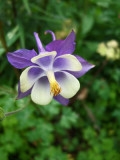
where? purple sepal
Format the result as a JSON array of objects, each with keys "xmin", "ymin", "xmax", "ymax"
[
  {"xmin": 67, "ymin": 55, "xmax": 95, "ymax": 78},
  {"xmin": 45, "ymin": 30, "xmax": 75, "ymax": 56},
  {"xmin": 57, "ymin": 30, "xmax": 75, "ymax": 56},
  {"xmin": 7, "ymin": 49, "xmax": 37, "ymax": 69},
  {"xmin": 16, "ymin": 82, "xmax": 32, "ymax": 99},
  {"xmin": 54, "ymin": 95, "xmax": 69, "ymax": 106},
  {"xmin": 45, "ymin": 40, "xmax": 63, "ymax": 53}
]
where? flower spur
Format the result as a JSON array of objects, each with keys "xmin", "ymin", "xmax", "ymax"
[{"xmin": 7, "ymin": 30, "xmax": 94, "ymax": 106}]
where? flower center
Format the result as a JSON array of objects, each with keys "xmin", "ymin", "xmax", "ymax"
[
  {"xmin": 50, "ymin": 81, "xmax": 61, "ymax": 96},
  {"xmin": 47, "ymin": 71, "xmax": 61, "ymax": 96}
]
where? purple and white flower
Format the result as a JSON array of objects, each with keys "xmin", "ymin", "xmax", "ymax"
[{"xmin": 7, "ymin": 30, "xmax": 94, "ymax": 106}]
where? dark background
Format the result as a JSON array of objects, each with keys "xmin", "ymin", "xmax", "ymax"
[{"xmin": 0, "ymin": 0, "xmax": 120, "ymax": 160}]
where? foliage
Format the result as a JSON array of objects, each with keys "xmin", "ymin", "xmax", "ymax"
[{"xmin": 0, "ymin": 0, "xmax": 120, "ymax": 159}]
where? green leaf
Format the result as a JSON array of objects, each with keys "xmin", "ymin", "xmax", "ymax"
[
  {"xmin": 22, "ymin": 0, "xmax": 31, "ymax": 14},
  {"xmin": 81, "ymin": 15, "xmax": 94, "ymax": 36},
  {"xmin": 60, "ymin": 107, "xmax": 78, "ymax": 129},
  {"xmin": 17, "ymin": 21, "xmax": 25, "ymax": 48},
  {"xmin": 0, "ymin": 47, "xmax": 5, "ymax": 56},
  {"xmin": 6, "ymin": 26, "xmax": 19, "ymax": 47}
]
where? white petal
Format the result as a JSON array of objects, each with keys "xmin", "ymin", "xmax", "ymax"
[
  {"xmin": 53, "ymin": 54, "xmax": 82, "ymax": 72},
  {"xmin": 31, "ymin": 51, "xmax": 57, "ymax": 69},
  {"xmin": 31, "ymin": 77, "xmax": 53, "ymax": 105},
  {"xmin": 55, "ymin": 71, "xmax": 80, "ymax": 98},
  {"xmin": 20, "ymin": 66, "xmax": 44, "ymax": 92}
]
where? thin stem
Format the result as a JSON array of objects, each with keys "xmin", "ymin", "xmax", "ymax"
[
  {"xmin": 4, "ymin": 99, "xmax": 30, "ymax": 118},
  {"xmin": 0, "ymin": 21, "xmax": 8, "ymax": 52},
  {"xmin": 82, "ymin": 102, "xmax": 100, "ymax": 132},
  {"xmin": 5, "ymin": 105, "xmax": 27, "ymax": 117}
]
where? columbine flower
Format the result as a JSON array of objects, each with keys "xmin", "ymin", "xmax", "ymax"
[{"xmin": 7, "ymin": 30, "xmax": 94, "ymax": 106}]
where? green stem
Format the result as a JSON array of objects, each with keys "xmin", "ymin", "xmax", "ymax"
[
  {"xmin": 0, "ymin": 21, "xmax": 8, "ymax": 52},
  {"xmin": 5, "ymin": 105, "xmax": 27, "ymax": 117},
  {"xmin": 0, "ymin": 100, "xmax": 30, "ymax": 121}
]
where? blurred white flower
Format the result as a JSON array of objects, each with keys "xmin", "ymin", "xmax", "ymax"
[
  {"xmin": 107, "ymin": 40, "xmax": 118, "ymax": 48},
  {"xmin": 97, "ymin": 40, "xmax": 120, "ymax": 60}
]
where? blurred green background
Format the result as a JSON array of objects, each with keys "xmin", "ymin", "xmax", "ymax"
[{"xmin": 0, "ymin": 0, "xmax": 120, "ymax": 160}]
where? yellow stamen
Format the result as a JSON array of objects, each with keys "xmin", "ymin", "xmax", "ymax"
[
  {"xmin": 47, "ymin": 71, "xmax": 61, "ymax": 96},
  {"xmin": 50, "ymin": 81, "xmax": 61, "ymax": 96}
]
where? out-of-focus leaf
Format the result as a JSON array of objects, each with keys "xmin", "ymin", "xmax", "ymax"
[
  {"xmin": 91, "ymin": 0, "xmax": 112, "ymax": 8},
  {"xmin": 81, "ymin": 15, "xmax": 94, "ymax": 36},
  {"xmin": 6, "ymin": 26, "xmax": 19, "ymax": 47},
  {"xmin": 22, "ymin": 0, "xmax": 31, "ymax": 14},
  {"xmin": 0, "ymin": 48, "xmax": 5, "ymax": 56},
  {"xmin": 18, "ymin": 21, "xmax": 25, "ymax": 48},
  {"xmin": 60, "ymin": 107, "xmax": 78, "ymax": 129},
  {"xmin": 0, "ymin": 107, "xmax": 5, "ymax": 120},
  {"xmin": 0, "ymin": 148, "xmax": 8, "ymax": 160},
  {"xmin": 86, "ymin": 41, "xmax": 98, "ymax": 53},
  {"xmin": 33, "ymin": 15, "xmax": 62, "ymax": 23}
]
